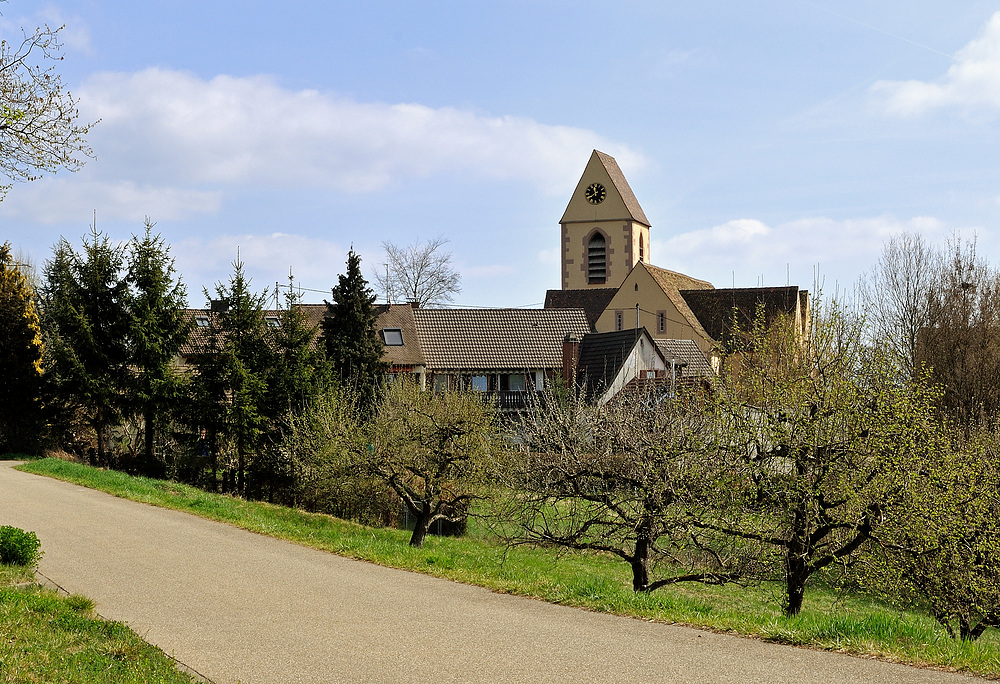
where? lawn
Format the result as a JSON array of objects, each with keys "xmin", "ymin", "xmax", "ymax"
[
  {"xmin": 17, "ymin": 457, "xmax": 1000, "ymax": 679},
  {"xmin": 0, "ymin": 563, "xmax": 198, "ymax": 683}
]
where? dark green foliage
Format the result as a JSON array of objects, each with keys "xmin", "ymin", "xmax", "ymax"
[
  {"xmin": 321, "ymin": 249, "xmax": 388, "ymax": 416},
  {"xmin": 269, "ymin": 281, "xmax": 329, "ymax": 418},
  {"xmin": 0, "ymin": 243, "xmax": 45, "ymax": 453},
  {"xmin": 126, "ymin": 219, "xmax": 191, "ymax": 476},
  {"xmin": 0, "ymin": 526, "xmax": 42, "ymax": 567},
  {"xmin": 188, "ymin": 257, "xmax": 274, "ymax": 495},
  {"xmin": 41, "ymin": 228, "xmax": 132, "ymax": 464}
]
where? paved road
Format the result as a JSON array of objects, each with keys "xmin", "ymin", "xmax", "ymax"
[{"xmin": 0, "ymin": 462, "xmax": 980, "ymax": 683}]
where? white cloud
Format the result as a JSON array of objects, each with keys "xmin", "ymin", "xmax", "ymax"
[
  {"xmin": 0, "ymin": 178, "xmax": 221, "ymax": 224},
  {"xmin": 872, "ymin": 12, "xmax": 1000, "ymax": 116},
  {"xmin": 655, "ymin": 215, "xmax": 949, "ymax": 289},
  {"xmin": 38, "ymin": 6, "xmax": 93, "ymax": 54},
  {"xmin": 0, "ymin": 6, "xmax": 93, "ymax": 55},
  {"xmin": 174, "ymin": 233, "xmax": 348, "ymax": 298},
  {"xmin": 77, "ymin": 68, "xmax": 646, "ymax": 195},
  {"xmin": 537, "ymin": 248, "xmax": 559, "ymax": 264}
]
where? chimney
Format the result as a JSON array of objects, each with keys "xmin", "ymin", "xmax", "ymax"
[{"xmin": 562, "ymin": 333, "xmax": 581, "ymax": 387}]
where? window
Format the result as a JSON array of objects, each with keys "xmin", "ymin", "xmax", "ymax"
[
  {"xmin": 639, "ymin": 234, "xmax": 644, "ymax": 263},
  {"xmin": 658, "ymin": 311, "xmax": 665, "ymax": 333},
  {"xmin": 433, "ymin": 375, "xmax": 449, "ymax": 392},
  {"xmin": 470, "ymin": 375, "xmax": 488, "ymax": 392},
  {"xmin": 508, "ymin": 374, "xmax": 526, "ymax": 392},
  {"xmin": 195, "ymin": 316, "xmax": 210, "ymax": 328},
  {"xmin": 587, "ymin": 233, "xmax": 606, "ymax": 284},
  {"xmin": 265, "ymin": 316, "xmax": 281, "ymax": 328},
  {"xmin": 615, "ymin": 310, "xmax": 623, "ymax": 331},
  {"xmin": 382, "ymin": 328, "xmax": 404, "ymax": 346}
]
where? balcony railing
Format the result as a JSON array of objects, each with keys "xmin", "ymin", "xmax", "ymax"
[{"xmin": 486, "ymin": 390, "xmax": 541, "ymax": 412}]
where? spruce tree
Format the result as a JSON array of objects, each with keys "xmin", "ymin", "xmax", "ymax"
[
  {"xmin": 321, "ymin": 249, "xmax": 388, "ymax": 417},
  {"xmin": 189, "ymin": 257, "xmax": 272, "ymax": 494},
  {"xmin": 126, "ymin": 219, "xmax": 192, "ymax": 476},
  {"xmin": 42, "ymin": 229, "xmax": 131, "ymax": 464},
  {"xmin": 0, "ymin": 243, "xmax": 45, "ymax": 453}
]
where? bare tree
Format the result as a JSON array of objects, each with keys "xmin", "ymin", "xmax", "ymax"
[
  {"xmin": 857, "ymin": 232, "xmax": 937, "ymax": 379},
  {"xmin": 0, "ymin": 6, "xmax": 95, "ymax": 197},
  {"xmin": 374, "ymin": 237, "xmax": 461, "ymax": 308},
  {"xmin": 497, "ymin": 386, "xmax": 747, "ymax": 593},
  {"xmin": 919, "ymin": 234, "xmax": 1000, "ymax": 425}
]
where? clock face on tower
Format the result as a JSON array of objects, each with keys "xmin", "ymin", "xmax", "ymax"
[{"xmin": 585, "ymin": 182, "xmax": 606, "ymax": 205}]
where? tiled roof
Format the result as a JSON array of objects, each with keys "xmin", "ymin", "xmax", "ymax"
[
  {"xmin": 641, "ymin": 264, "xmax": 714, "ymax": 342},
  {"xmin": 680, "ymin": 286, "xmax": 804, "ymax": 346},
  {"xmin": 595, "ymin": 150, "xmax": 650, "ymax": 226},
  {"xmin": 375, "ymin": 304, "xmax": 425, "ymax": 367},
  {"xmin": 179, "ymin": 304, "xmax": 327, "ymax": 356},
  {"xmin": 654, "ymin": 339, "xmax": 715, "ymax": 377},
  {"xmin": 412, "ymin": 308, "xmax": 590, "ymax": 371},
  {"xmin": 544, "ymin": 288, "xmax": 618, "ymax": 330},
  {"xmin": 576, "ymin": 328, "xmax": 650, "ymax": 398},
  {"xmin": 646, "ymin": 264, "xmax": 713, "ymax": 292}
]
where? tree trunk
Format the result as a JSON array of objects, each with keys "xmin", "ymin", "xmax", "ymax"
[
  {"xmin": 143, "ymin": 407, "xmax": 155, "ymax": 476},
  {"xmin": 409, "ymin": 501, "xmax": 430, "ymax": 547},
  {"xmin": 784, "ymin": 553, "xmax": 809, "ymax": 616},
  {"xmin": 631, "ymin": 522, "xmax": 652, "ymax": 592}
]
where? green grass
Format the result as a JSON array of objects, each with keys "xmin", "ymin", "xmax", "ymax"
[
  {"xmin": 0, "ymin": 562, "xmax": 198, "ymax": 683},
  {"xmin": 18, "ymin": 457, "xmax": 1000, "ymax": 679}
]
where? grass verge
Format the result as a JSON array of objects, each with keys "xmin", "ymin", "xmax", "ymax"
[
  {"xmin": 0, "ymin": 563, "xmax": 198, "ymax": 683},
  {"xmin": 18, "ymin": 457, "xmax": 1000, "ymax": 679}
]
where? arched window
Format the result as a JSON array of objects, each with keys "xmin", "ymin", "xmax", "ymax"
[
  {"xmin": 588, "ymin": 233, "xmax": 606, "ymax": 284},
  {"xmin": 639, "ymin": 234, "xmax": 644, "ymax": 263}
]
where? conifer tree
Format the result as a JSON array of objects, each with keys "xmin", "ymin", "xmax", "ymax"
[
  {"xmin": 321, "ymin": 249, "xmax": 387, "ymax": 416},
  {"xmin": 126, "ymin": 219, "xmax": 191, "ymax": 475},
  {"xmin": 0, "ymin": 242, "xmax": 44, "ymax": 452},
  {"xmin": 42, "ymin": 228, "xmax": 131, "ymax": 464},
  {"xmin": 189, "ymin": 257, "xmax": 272, "ymax": 494},
  {"xmin": 270, "ymin": 277, "xmax": 328, "ymax": 418}
]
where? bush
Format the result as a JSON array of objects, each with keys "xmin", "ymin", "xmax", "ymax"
[{"xmin": 0, "ymin": 526, "xmax": 42, "ymax": 567}]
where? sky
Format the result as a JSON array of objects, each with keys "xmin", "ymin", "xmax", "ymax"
[{"xmin": 3, "ymin": 1, "xmax": 1000, "ymax": 308}]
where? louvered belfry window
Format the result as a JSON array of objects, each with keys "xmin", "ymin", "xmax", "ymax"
[{"xmin": 588, "ymin": 233, "xmax": 606, "ymax": 283}]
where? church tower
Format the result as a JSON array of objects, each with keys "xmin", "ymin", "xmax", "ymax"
[{"xmin": 559, "ymin": 150, "xmax": 650, "ymax": 290}]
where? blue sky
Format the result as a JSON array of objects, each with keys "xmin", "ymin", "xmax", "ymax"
[{"xmin": 3, "ymin": 1, "xmax": 1000, "ymax": 307}]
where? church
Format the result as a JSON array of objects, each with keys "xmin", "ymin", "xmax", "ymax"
[{"xmin": 545, "ymin": 149, "xmax": 811, "ymax": 369}]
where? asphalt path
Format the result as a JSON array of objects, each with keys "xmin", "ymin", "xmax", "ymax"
[{"xmin": 0, "ymin": 461, "xmax": 981, "ymax": 683}]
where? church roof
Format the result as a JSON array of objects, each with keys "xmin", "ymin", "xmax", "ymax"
[
  {"xmin": 594, "ymin": 150, "xmax": 649, "ymax": 226},
  {"xmin": 560, "ymin": 150, "xmax": 650, "ymax": 226},
  {"xmin": 680, "ymin": 286, "xmax": 805, "ymax": 347},
  {"xmin": 645, "ymin": 264, "xmax": 713, "ymax": 292},
  {"xmin": 544, "ymin": 288, "xmax": 618, "ymax": 330}
]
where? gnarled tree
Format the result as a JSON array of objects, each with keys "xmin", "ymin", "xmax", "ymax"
[
  {"xmin": 498, "ymin": 386, "xmax": 745, "ymax": 593},
  {"xmin": 708, "ymin": 301, "xmax": 940, "ymax": 616},
  {"xmin": 365, "ymin": 379, "xmax": 495, "ymax": 547}
]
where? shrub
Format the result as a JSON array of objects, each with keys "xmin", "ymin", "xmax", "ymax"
[{"xmin": 0, "ymin": 526, "xmax": 42, "ymax": 566}]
